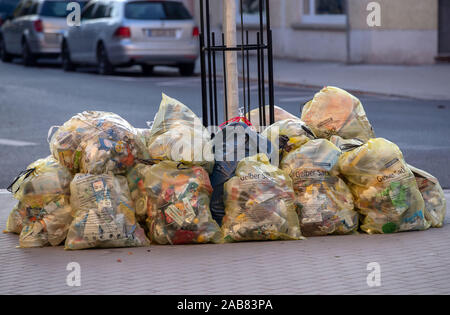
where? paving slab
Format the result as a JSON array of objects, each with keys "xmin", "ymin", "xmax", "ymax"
[{"xmin": 0, "ymin": 190, "xmax": 449, "ymax": 295}]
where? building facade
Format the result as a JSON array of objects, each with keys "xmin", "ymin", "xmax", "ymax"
[{"xmin": 183, "ymin": 0, "xmax": 449, "ymax": 65}]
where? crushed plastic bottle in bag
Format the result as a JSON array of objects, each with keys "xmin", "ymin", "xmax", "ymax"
[
  {"xmin": 262, "ymin": 118, "xmax": 316, "ymax": 162},
  {"xmin": 301, "ymin": 86, "xmax": 375, "ymax": 142},
  {"xmin": 247, "ymin": 105, "xmax": 299, "ymax": 131},
  {"xmin": 338, "ymin": 138, "xmax": 430, "ymax": 234},
  {"xmin": 146, "ymin": 93, "xmax": 214, "ymax": 172},
  {"xmin": 5, "ymin": 156, "xmax": 73, "ymax": 247},
  {"xmin": 210, "ymin": 121, "xmax": 273, "ymax": 225},
  {"xmin": 49, "ymin": 111, "xmax": 148, "ymax": 174},
  {"xmin": 221, "ymin": 153, "xmax": 302, "ymax": 242},
  {"xmin": 136, "ymin": 161, "xmax": 221, "ymax": 245},
  {"xmin": 281, "ymin": 139, "xmax": 358, "ymax": 236},
  {"xmin": 408, "ymin": 164, "xmax": 446, "ymax": 228},
  {"xmin": 65, "ymin": 173, "xmax": 150, "ymax": 250}
]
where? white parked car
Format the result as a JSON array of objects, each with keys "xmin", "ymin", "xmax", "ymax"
[{"xmin": 62, "ymin": 0, "xmax": 199, "ymax": 75}]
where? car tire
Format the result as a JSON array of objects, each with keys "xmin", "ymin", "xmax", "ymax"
[
  {"xmin": 22, "ymin": 40, "xmax": 36, "ymax": 67},
  {"xmin": 141, "ymin": 64, "xmax": 154, "ymax": 75},
  {"xmin": 0, "ymin": 36, "xmax": 13, "ymax": 63},
  {"xmin": 97, "ymin": 43, "xmax": 113, "ymax": 75},
  {"xmin": 179, "ymin": 63, "xmax": 195, "ymax": 76},
  {"xmin": 62, "ymin": 42, "xmax": 76, "ymax": 72}
]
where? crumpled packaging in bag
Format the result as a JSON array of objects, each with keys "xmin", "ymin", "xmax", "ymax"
[
  {"xmin": 65, "ymin": 173, "xmax": 150, "ymax": 250},
  {"xmin": 126, "ymin": 163, "xmax": 150, "ymax": 225},
  {"xmin": 210, "ymin": 121, "xmax": 273, "ymax": 225},
  {"xmin": 247, "ymin": 105, "xmax": 299, "ymax": 131},
  {"xmin": 6, "ymin": 156, "xmax": 73, "ymax": 247},
  {"xmin": 301, "ymin": 86, "xmax": 375, "ymax": 142},
  {"xmin": 408, "ymin": 164, "xmax": 446, "ymax": 228},
  {"xmin": 280, "ymin": 139, "xmax": 358, "ymax": 236},
  {"xmin": 221, "ymin": 154, "xmax": 302, "ymax": 242},
  {"xmin": 262, "ymin": 118, "xmax": 316, "ymax": 162},
  {"xmin": 139, "ymin": 161, "xmax": 221, "ymax": 245},
  {"xmin": 49, "ymin": 111, "xmax": 148, "ymax": 174},
  {"xmin": 146, "ymin": 94, "xmax": 214, "ymax": 172},
  {"xmin": 330, "ymin": 135, "xmax": 365, "ymax": 152},
  {"xmin": 338, "ymin": 138, "xmax": 430, "ymax": 234}
]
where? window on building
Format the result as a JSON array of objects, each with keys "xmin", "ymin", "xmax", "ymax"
[
  {"xmin": 238, "ymin": 0, "xmax": 265, "ymax": 25},
  {"xmin": 303, "ymin": 0, "xmax": 346, "ymax": 24}
]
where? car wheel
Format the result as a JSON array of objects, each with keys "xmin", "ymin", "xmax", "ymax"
[
  {"xmin": 0, "ymin": 36, "xmax": 13, "ymax": 63},
  {"xmin": 179, "ymin": 63, "xmax": 195, "ymax": 76},
  {"xmin": 62, "ymin": 42, "xmax": 76, "ymax": 72},
  {"xmin": 22, "ymin": 40, "xmax": 36, "ymax": 67},
  {"xmin": 97, "ymin": 43, "xmax": 113, "ymax": 75},
  {"xmin": 141, "ymin": 64, "xmax": 154, "ymax": 75}
]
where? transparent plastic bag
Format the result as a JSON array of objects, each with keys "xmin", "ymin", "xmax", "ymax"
[
  {"xmin": 222, "ymin": 154, "xmax": 302, "ymax": 242},
  {"xmin": 301, "ymin": 86, "xmax": 375, "ymax": 142},
  {"xmin": 146, "ymin": 94, "xmax": 214, "ymax": 171},
  {"xmin": 247, "ymin": 105, "xmax": 299, "ymax": 131},
  {"xmin": 5, "ymin": 202, "xmax": 26, "ymax": 234},
  {"xmin": 139, "ymin": 161, "xmax": 221, "ymax": 245},
  {"xmin": 408, "ymin": 165, "xmax": 446, "ymax": 228},
  {"xmin": 262, "ymin": 118, "xmax": 316, "ymax": 161},
  {"xmin": 49, "ymin": 111, "xmax": 148, "ymax": 174},
  {"xmin": 65, "ymin": 173, "xmax": 150, "ymax": 250},
  {"xmin": 6, "ymin": 156, "xmax": 73, "ymax": 247},
  {"xmin": 338, "ymin": 138, "xmax": 429, "ymax": 234},
  {"xmin": 281, "ymin": 139, "xmax": 358, "ymax": 236}
]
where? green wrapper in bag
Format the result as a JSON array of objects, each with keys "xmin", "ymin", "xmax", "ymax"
[
  {"xmin": 65, "ymin": 173, "xmax": 149, "ymax": 250},
  {"xmin": 281, "ymin": 139, "xmax": 358, "ymax": 236},
  {"xmin": 301, "ymin": 86, "xmax": 374, "ymax": 142},
  {"xmin": 222, "ymin": 154, "xmax": 302, "ymax": 242},
  {"xmin": 408, "ymin": 165, "xmax": 446, "ymax": 228},
  {"xmin": 338, "ymin": 138, "xmax": 430, "ymax": 234}
]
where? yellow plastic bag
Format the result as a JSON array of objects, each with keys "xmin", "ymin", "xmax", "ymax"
[
  {"xmin": 262, "ymin": 118, "xmax": 316, "ymax": 161},
  {"xmin": 408, "ymin": 165, "xmax": 446, "ymax": 228},
  {"xmin": 221, "ymin": 154, "xmax": 302, "ymax": 242},
  {"xmin": 338, "ymin": 138, "xmax": 429, "ymax": 234},
  {"xmin": 6, "ymin": 156, "xmax": 73, "ymax": 247},
  {"xmin": 49, "ymin": 111, "xmax": 148, "ymax": 174},
  {"xmin": 281, "ymin": 139, "xmax": 358, "ymax": 236},
  {"xmin": 301, "ymin": 86, "xmax": 375, "ymax": 142},
  {"xmin": 137, "ymin": 161, "xmax": 221, "ymax": 245},
  {"xmin": 5, "ymin": 202, "xmax": 26, "ymax": 234},
  {"xmin": 146, "ymin": 94, "xmax": 214, "ymax": 172},
  {"xmin": 247, "ymin": 105, "xmax": 299, "ymax": 131},
  {"xmin": 65, "ymin": 173, "xmax": 150, "ymax": 250}
]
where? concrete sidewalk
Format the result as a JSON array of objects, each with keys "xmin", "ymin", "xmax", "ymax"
[
  {"xmin": 0, "ymin": 190, "xmax": 449, "ymax": 295},
  {"xmin": 199, "ymin": 56, "xmax": 450, "ymax": 101}
]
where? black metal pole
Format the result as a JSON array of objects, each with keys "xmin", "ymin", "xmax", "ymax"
[
  {"xmin": 265, "ymin": 0, "xmax": 275, "ymax": 125},
  {"xmin": 256, "ymin": 32, "xmax": 263, "ymax": 127},
  {"xmin": 205, "ymin": 0, "xmax": 214, "ymax": 126},
  {"xmin": 259, "ymin": 0, "xmax": 266, "ymax": 126},
  {"xmin": 222, "ymin": 33, "xmax": 228, "ymax": 122},
  {"xmin": 212, "ymin": 32, "xmax": 218, "ymax": 126},
  {"xmin": 199, "ymin": 0, "xmax": 208, "ymax": 127},
  {"xmin": 239, "ymin": 0, "xmax": 246, "ymax": 117},
  {"xmin": 246, "ymin": 30, "xmax": 251, "ymax": 120}
]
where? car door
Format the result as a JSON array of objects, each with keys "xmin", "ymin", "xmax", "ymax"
[
  {"xmin": 13, "ymin": 0, "xmax": 32, "ymax": 51},
  {"xmin": 2, "ymin": 0, "xmax": 25, "ymax": 54},
  {"xmin": 85, "ymin": 1, "xmax": 113, "ymax": 63},
  {"xmin": 70, "ymin": 1, "xmax": 97, "ymax": 62}
]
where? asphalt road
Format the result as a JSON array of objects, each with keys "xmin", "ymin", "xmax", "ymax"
[{"xmin": 0, "ymin": 59, "xmax": 450, "ymax": 188}]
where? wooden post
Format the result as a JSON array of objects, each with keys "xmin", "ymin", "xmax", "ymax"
[{"xmin": 223, "ymin": 0, "xmax": 239, "ymax": 118}]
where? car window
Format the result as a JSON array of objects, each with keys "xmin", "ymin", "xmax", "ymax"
[
  {"xmin": 81, "ymin": 3, "xmax": 96, "ymax": 20},
  {"xmin": 28, "ymin": 1, "xmax": 38, "ymax": 15},
  {"xmin": 40, "ymin": 0, "xmax": 74, "ymax": 17},
  {"xmin": 15, "ymin": 0, "xmax": 32, "ymax": 17},
  {"xmin": 124, "ymin": 1, "xmax": 192, "ymax": 20},
  {"xmin": 0, "ymin": 0, "xmax": 21, "ymax": 17},
  {"xmin": 92, "ymin": 3, "xmax": 110, "ymax": 19}
]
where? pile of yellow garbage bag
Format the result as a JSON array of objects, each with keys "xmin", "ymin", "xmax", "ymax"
[
  {"xmin": 3, "ymin": 87, "xmax": 447, "ymax": 250},
  {"xmin": 6, "ymin": 156, "xmax": 73, "ymax": 247},
  {"xmin": 221, "ymin": 154, "xmax": 302, "ymax": 242}
]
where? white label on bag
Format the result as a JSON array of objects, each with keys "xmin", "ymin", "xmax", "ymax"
[{"xmin": 165, "ymin": 205, "xmax": 185, "ymax": 227}]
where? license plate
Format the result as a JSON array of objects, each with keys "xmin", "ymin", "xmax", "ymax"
[
  {"xmin": 144, "ymin": 29, "xmax": 176, "ymax": 37},
  {"xmin": 44, "ymin": 33, "xmax": 61, "ymax": 43}
]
